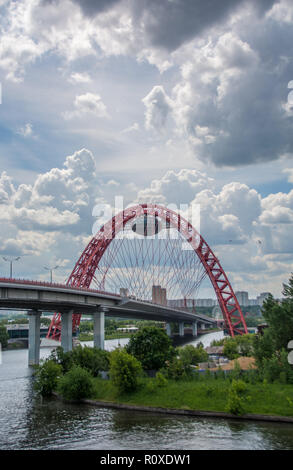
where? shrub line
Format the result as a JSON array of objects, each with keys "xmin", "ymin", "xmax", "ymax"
[{"xmin": 52, "ymin": 392, "xmax": 293, "ymax": 424}]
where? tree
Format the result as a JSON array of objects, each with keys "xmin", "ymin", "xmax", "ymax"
[
  {"xmin": 126, "ymin": 326, "xmax": 175, "ymax": 370},
  {"xmin": 34, "ymin": 359, "xmax": 63, "ymax": 397},
  {"xmin": 177, "ymin": 344, "xmax": 208, "ymax": 366},
  {"xmin": 49, "ymin": 345, "xmax": 110, "ymax": 376},
  {"xmin": 109, "ymin": 348, "xmax": 142, "ymax": 393},
  {"xmin": 223, "ymin": 337, "xmax": 239, "ymax": 360},
  {"xmin": 237, "ymin": 334, "xmax": 254, "ymax": 356},
  {"xmin": 164, "ymin": 357, "xmax": 192, "ymax": 380},
  {"xmin": 262, "ymin": 291, "xmax": 293, "ymax": 352},
  {"xmin": 222, "ymin": 334, "xmax": 254, "ymax": 360},
  {"xmin": 226, "ymin": 380, "xmax": 250, "ymax": 416},
  {"xmin": 0, "ymin": 324, "xmax": 9, "ymax": 349},
  {"xmin": 57, "ymin": 366, "xmax": 94, "ymax": 401},
  {"xmin": 252, "ymin": 273, "xmax": 293, "ymax": 382},
  {"xmin": 70, "ymin": 345, "xmax": 109, "ymax": 377}
]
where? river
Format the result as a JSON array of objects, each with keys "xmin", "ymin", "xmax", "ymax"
[{"xmin": 1, "ymin": 332, "xmax": 293, "ymax": 450}]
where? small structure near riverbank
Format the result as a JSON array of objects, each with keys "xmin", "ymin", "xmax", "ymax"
[{"xmin": 210, "ymin": 357, "xmax": 257, "ymax": 371}]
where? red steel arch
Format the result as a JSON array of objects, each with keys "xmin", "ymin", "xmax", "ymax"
[{"xmin": 47, "ymin": 204, "xmax": 247, "ymax": 339}]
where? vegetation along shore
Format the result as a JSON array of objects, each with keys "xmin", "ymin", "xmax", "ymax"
[{"xmin": 33, "ymin": 275, "xmax": 293, "ymax": 421}]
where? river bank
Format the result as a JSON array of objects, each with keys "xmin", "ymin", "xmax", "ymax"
[
  {"xmin": 82, "ymin": 397, "xmax": 293, "ymax": 424},
  {"xmin": 2, "ymin": 331, "xmax": 293, "ymax": 450},
  {"xmin": 80, "ymin": 376, "xmax": 293, "ymax": 423}
]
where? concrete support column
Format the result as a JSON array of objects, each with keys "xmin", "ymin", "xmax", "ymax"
[
  {"xmin": 179, "ymin": 321, "xmax": 184, "ymax": 337},
  {"xmin": 28, "ymin": 310, "xmax": 41, "ymax": 366},
  {"xmin": 165, "ymin": 323, "xmax": 171, "ymax": 337},
  {"xmin": 61, "ymin": 311, "xmax": 73, "ymax": 353},
  {"xmin": 192, "ymin": 321, "xmax": 198, "ymax": 337},
  {"xmin": 93, "ymin": 310, "xmax": 105, "ymax": 350}
]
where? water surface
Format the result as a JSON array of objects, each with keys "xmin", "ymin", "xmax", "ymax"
[{"xmin": 1, "ymin": 334, "xmax": 293, "ymax": 450}]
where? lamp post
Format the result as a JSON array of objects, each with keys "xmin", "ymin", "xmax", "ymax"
[
  {"xmin": 44, "ymin": 265, "xmax": 59, "ymax": 283},
  {"xmin": 2, "ymin": 256, "xmax": 21, "ymax": 278}
]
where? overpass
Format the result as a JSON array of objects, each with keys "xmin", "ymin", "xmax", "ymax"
[{"xmin": 0, "ymin": 278, "xmax": 216, "ymax": 365}]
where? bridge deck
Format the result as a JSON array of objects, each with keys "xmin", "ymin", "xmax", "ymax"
[{"xmin": 0, "ymin": 278, "xmax": 216, "ymax": 325}]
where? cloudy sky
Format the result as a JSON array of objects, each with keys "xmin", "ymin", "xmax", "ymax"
[{"xmin": 0, "ymin": 0, "xmax": 293, "ymax": 299}]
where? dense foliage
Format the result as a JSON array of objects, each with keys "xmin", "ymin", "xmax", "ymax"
[
  {"xmin": 126, "ymin": 326, "xmax": 175, "ymax": 370},
  {"xmin": 57, "ymin": 366, "xmax": 94, "ymax": 401},
  {"xmin": 226, "ymin": 379, "xmax": 250, "ymax": 416},
  {"xmin": 252, "ymin": 274, "xmax": 293, "ymax": 384},
  {"xmin": 176, "ymin": 344, "xmax": 209, "ymax": 365},
  {"xmin": 50, "ymin": 345, "xmax": 110, "ymax": 376},
  {"xmin": 164, "ymin": 357, "xmax": 192, "ymax": 380},
  {"xmin": 211, "ymin": 334, "xmax": 254, "ymax": 360},
  {"xmin": 109, "ymin": 348, "xmax": 143, "ymax": 393},
  {"xmin": 162, "ymin": 344, "xmax": 209, "ymax": 380},
  {"xmin": 34, "ymin": 359, "xmax": 62, "ymax": 397}
]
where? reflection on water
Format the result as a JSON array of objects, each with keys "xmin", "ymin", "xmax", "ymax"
[{"xmin": 1, "ymin": 334, "xmax": 293, "ymax": 450}]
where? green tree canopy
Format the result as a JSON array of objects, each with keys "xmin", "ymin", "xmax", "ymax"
[
  {"xmin": 258, "ymin": 282, "xmax": 293, "ymax": 354},
  {"xmin": 50, "ymin": 345, "xmax": 110, "ymax": 376},
  {"xmin": 57, "ymin": 365, "xmax": 94, "ymax": 401},
  {"xmin": 252, "ymin": 273, "xmax": 293, "ymax": 383},
  {"xmin": 34, "ymin": 359, "xmax": 62, "ymax": 397},
  {"xmin": 177, "ymin": 344, "xmax": 208, "ymax": 365},
  {"xmin": 126, "ymin": 326, "xmax": 175, "ymax": 370},
  {"xmin": 109, "ymin": 348, "xmax": 142, "ymax": 393}
]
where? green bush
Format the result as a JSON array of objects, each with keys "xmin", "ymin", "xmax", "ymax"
[
  {"xmin": 243, "ymin": 368, "xmax": 260, "ymax": 385},
  {"xmin": 221, "ymin": 334, "xmax": 254, "ymax": 360},
  {"xmin": 145, "ymin": 380, "xmax": 157, "ymax": 394},
  {"xmin": 155, "ymin": 371, "xmax": 168, "ymax": 388},
  {"xmin": 57, "ymin": 366, "xmax": 94, "ymax": 401},
  {"xmin": 126, "ymin": 326, "xmax": 175, "ymax": 370},
  {"xmin": 216, "ymin": 368, "xmax": 226, "ymax": 381},
  {"xmin": 177, "ymin": 344, "xmax": 208, "ymax": 366},
  {"xmin": 200, "ymin": 383, "xmax": 214, "ymax": 397},
  {"xmin": 49, "ymin": 346, "xmax": 74, "ymax": 373},
  {"xmin": 223, "ymin": 338, "xmax": 240, "ymax": 360},
  {"xmin": 261, "ymin": 349, "xmax": 293, "ymax": 384},
  {"xmin": 34, "ymin": 359, "xmax": 63, "ymax": 397},
  {"xmin": 50, "ymin": 345, "xmax": 110, "ymax": 376},
  {"xmin": 226, "ymin": 379, "xmax": 249, "ymax": 416},
  {"xmin": 109, "ymin": 348, "xmax": 143, "ymax": 394},
  {"xmin": 230, "ymin": 360, "xmax": 243, "ymax": 381},
  {"xmin": 70, "ymin": 345, "xmax": 110, "ymax": 377},
  {"xmin": 165, "ymin": 357, "xmax": 192, "ymax": 381}
]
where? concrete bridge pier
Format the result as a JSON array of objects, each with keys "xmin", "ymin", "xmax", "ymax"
[
  {"xmin": 61, "ymin": 310, "xmax": 73, "ymax": 353},
  {"xmin": 165, "ymin": 323, "xmax": 172, "ymax": 337},
  {"xmin": 179, "ymin": 321, "xmax": 185, "ymax": 337},
  {"xmin": 192, "ymin": 321, "xmax": 198, "ymax": 337},
  {"xmin": 28, "ymin": 309, "xmax": 41, "ymax": 366},
  {"xmin": 93, "ymin": 308, "xmax": 107, "ymax": 350}
]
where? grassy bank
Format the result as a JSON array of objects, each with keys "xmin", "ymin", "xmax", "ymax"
[{"xmin": 91, "ymin": 376, "xmax": 293, "ymax": 418}]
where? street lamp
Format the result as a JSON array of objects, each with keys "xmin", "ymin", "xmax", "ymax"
[
  {"xmin": 2, "ymin": 256, "xmax": 21, "ymax": 279},
  {"xmin": 44, "ymin": 265, "xmax": 59, "ymax": 283}
]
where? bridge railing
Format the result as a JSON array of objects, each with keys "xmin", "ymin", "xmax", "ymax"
[{"xmin": 0, "ymin": 277, "xmax": 121, "ymax": 298}]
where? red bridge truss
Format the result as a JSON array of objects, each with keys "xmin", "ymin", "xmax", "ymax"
[{"xmin": 47, "ymin": 203, "xmax": 247, "ymax": 339}]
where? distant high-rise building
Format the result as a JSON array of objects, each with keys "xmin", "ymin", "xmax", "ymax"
[
  {"xmin": 256, "ymin": 292, "xmax": 270, "ymax": 306},
  {"xmin": 152, "ymin": 285, "xmax": 167, "ymax": 305},
  {"xmin": 167, "ymin": 298, "xmax": 217, "ymax": 308},
  {"xmin": 195, "ymin": 298, "xmax": 217, "ymax": 307},
  {"xmin": 120, "ymin": 288, "xmax": 129, "ymax": 297},
  {"xmin": 235, "ymin": 291, "xmax": 249, "ymax": 307},
  {"xmin": 161, "ymin": 288, "xmax": 167, "ymax": 306}
]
